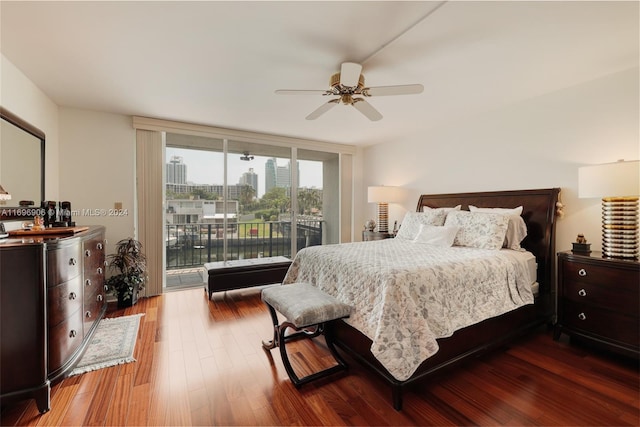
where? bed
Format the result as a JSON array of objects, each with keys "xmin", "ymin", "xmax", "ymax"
[{"xmin": 282, "ymin": 188, "xmax": 560, "ymax": 410}]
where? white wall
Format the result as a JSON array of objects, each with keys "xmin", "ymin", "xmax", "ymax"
[
  {"xmin": 361, "ymin": 67, "xmax": 639, "ymax": 252},
  {"xmin": 58, "ymin": 108, "xmax": 136, "ymax": 254},
  {"xmin": 1, "ymin": 54, "xmax": 59, "ymax": 202}
]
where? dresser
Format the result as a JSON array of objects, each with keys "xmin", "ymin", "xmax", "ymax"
[
  {"xmin": 554, "ymin": 250, "xmax": 639, "ymax": 358},
  {"xmin": 0, "ymin": 226, "xmax": 106, "ymax": 413}
]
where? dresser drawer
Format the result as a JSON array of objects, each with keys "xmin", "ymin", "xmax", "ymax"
[
  {"xmin": 83, "ymin": 237, "xmax": 106, "ymax": 276},
  {"xmin": 48, "ymin": 277, "xmax": 83, "ymax": 327},
  {"xmin": 47, "ymin": 243, "xmax": 82, "ymax": 286},
  {"xmin": 83, "ymin": 292, "xmax": 105, "ymax": 335},
  {"xmin": 562, "ymin": 260, "xmax": 638, "ymax": 293},
  {"xmin": 562, "ymin": 280, "xmax": 638, "ymax": 312},
  {"xmin": 48, "ymin": 309, "xmax": 83, "ymax": 373},
  {"xmin": 562, "ymin": 299, "xmax": 639, "ymax": 348}
]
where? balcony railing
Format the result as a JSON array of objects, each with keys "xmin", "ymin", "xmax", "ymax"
[{"xmin": 165, "ymin": 220, "xmax": 323, "ymax": 270}]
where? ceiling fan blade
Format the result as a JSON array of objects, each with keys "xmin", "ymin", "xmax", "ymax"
[
  {"xmin": 352, "ymin": 99, "xmax": 383, "ymax": 121},
  {"xmin": 306, "ymin": 99, "xmax": 339, "ymax": 120},
  {"xmin": 275, "ymin": 89, "xmax": 330, "ymax": 95},
  {"xmin": 363, "ymin": 84, "xmax": 424, "ymax": 97},
  {"xmin": 340, "ymin": 62, "xmax": 362, "ymax": 87}
]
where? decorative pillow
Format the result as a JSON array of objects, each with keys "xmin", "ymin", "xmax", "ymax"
[
  {"xmin": 502, "ymin": 214, "xmax": 528, "ymax": 250},
  {"xmin": 412, "ymin": 224, "xmax": 459, "ymax": 247},
  {"xmin": 468, "ymin": 205, "xmax": 523, "ymax": 216},
  {"xmin": 468, "ymin": 206, "xmax": 527, "ymax": 250},
  {"xmin": 422, "ymin": 205, "xmax": 462, "ymax": 213},
  {"xmin": 396, "ymin": 210, "xmax": 447, "ymax": 240},
  {"xmin": 444, "ymin": 210, "xmax": 510, "ymax": 250}
]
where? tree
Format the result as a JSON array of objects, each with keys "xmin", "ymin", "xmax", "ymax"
[
  {"xmin": 297, "ymin": 188, "xmax": 322, "ymax": 215},
  {"xmin": 191, "ymin": 189, "xmax": 218, "ymax": 200},
  {"xmin": 238, "ymin": 184, "xmax": 256, "ymax": 214},
  {"xmin": 261, "ymin": 187, "xmax": 290, "ymax": 214}
]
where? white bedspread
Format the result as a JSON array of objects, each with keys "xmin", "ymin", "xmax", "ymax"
[{"xmin": 282, "ymin": 239, "xmax": 534, "ymax": 381}]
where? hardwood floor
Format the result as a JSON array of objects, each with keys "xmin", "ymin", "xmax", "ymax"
[{"xmin": 2, "ymin": 286, "xmax": 639, "ymax": 426}]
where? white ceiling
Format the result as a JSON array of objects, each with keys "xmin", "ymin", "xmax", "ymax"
[{"xmin": 1, "ymin": 1, "xmax": 638, "ymax": 147}]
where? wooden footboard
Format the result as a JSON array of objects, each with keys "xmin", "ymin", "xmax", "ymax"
[{"xmin": 333, "ymin": 188, "xmax": 560, "ymax": 410}]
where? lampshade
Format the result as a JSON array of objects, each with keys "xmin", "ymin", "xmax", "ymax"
[
  {"xmin": 578, "ymin": 160, "xmax": 639, "ymax": 198},
  {"xmin": 367, "ymin": 186, "xmax": 402, "ymax": 203},
  {"xmin": 578, "ymin": 160, "xmax": 639, "ymax": 259},
  {"xmin": 0, "ymin": 184, "xmax": 11, "ymax": 201}
]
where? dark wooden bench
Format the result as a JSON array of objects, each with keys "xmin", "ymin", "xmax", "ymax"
[{"xmin": 204, "ymin": 256, "xmax": 292, "ymax": 300}]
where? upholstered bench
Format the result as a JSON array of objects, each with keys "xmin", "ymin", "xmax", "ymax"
[
  {"xmin": 261, "ymin": 283, "xmax": 353, "ymax": 387},
  {"xmin": 204, "ymin": 256, "xmax": 292, "ymax": 300}
]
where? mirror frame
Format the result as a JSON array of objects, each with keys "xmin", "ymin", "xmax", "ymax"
[{"xmin": 0, "ymin": 106, "xmax": 46, "ymax": 221}]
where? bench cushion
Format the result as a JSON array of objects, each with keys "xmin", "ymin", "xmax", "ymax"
[{"xmin": 262, "ymin": 283, "xmax": 352, "ymax": 328}]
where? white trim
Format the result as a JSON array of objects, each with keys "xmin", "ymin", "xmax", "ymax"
[{"xmin": 132, "ymin": 116, "xmax": 357, "ymax": 155}]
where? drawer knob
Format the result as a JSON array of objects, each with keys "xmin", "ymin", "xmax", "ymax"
[
  {"xmin": 69, "ymin": 330, "xmax": 77, "ymax": 338},
  {"xmin": 69, "ymin": 292, "xmax": 77, "ymax": 300},
  {"xmin": 578, "ymin": 312, "xmax": 587, "ymax": 321},
  {"xmin": 578, "ymin": 289, "xmax": 587, "ymax": 297},
  {"xmin": 97, "ymin": 242, "xmax": 103, "ymax": 250},
  {"xmin": 85, "ymin": 279, "xmax": 92, "ymax": 287},
  {"xmin": 578, "ymin": 268, "xmax": 587, "ymax": 277},
  {"xmin": 69, "ymin": 258, "xmax": 77, "ymax": 266},
  {"xmin": 97, "ymin": 294, "xmax": 103, "ymax": 302},
  {"xmin": 85, "ymin": 249, "xmax": 91, "ymax": 257},
  {"xmin": 85, "ymin": 311, "xmax": 92, "ymax": 318},
  {"xmin": 97, "ymin": 267, "xmax": 103, "ymax": 275},
  {"xmin": 104, "ymin": 285, "xmax": 109, "ymax": 292}
]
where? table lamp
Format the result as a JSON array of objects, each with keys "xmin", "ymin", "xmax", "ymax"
[
  {"xmin": 578, "ymin": 160, "xmax": 639, "ymax": 258},
  {"xmin": 367, "ymin": 186, "xmax": 401, "ymax": 233}
]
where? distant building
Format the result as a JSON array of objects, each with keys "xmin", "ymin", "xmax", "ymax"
[
  {"xmin": 265, "ymin": 158, "xmax": 300, "ymax": 193},
  {"xmin": 165, "ymin": 199, "xmax": 239, "ymax": 225},
  {"xmin": 166, "ymin": 156, "xmax": 187, "ymax": 184},
  {"xmin": 239, "ymin": 168, "xmax": 258, "ymax": 196},
  {"xmin": 166, "ymin": 183, "xmax": 244, "ymax": 200}
]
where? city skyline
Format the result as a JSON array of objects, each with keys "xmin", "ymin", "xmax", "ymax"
[{"xmin": 166, "ymin": 147, "xmax": 322, "ymax": 197}]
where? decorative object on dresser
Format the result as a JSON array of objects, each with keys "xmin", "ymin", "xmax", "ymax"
[
  {"xmin": 554, "ymin": 250, "xmax": 639, "ymax": 358},
  {"xmin": 367, "ymin": 185, "xmax": 402, "ymax": 233},
  {"xmin": 105, "ymin": 238, "xmax": 147, "ymax": 308},
  {"xmin": 0, "ymin": 226, "xmax": 107, "ymax": 413},
  {"xmin": 578, "ymin": 160, "xmax": 639, "ymax": 258},
  {"xmin": 572, "ymin": 233, "xmax": 591, "ymax": 254},
  {"xmin": 0, "ymin": 184, "xmax": 11, "ymax": 201}
]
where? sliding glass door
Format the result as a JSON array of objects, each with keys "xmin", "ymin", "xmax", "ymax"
[{"xmin": 163, "ymin": 134, "xmax": 338, "ymax": 290}]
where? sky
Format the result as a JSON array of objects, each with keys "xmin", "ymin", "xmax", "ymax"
[{"xmin": 166, "ymin": 147, "xmax": 323, "ymax": 197}]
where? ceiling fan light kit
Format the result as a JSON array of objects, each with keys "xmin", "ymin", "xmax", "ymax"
[{"xmin": 276, "ymin": 62, "xmax": 423, "ymax": 121}]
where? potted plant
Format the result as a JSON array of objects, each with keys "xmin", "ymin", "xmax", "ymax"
[{"xmin": 105, "ymin": 237, "xmax": 147, "ymax": 308}]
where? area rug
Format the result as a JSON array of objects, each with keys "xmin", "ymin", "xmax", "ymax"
[{"xmin": 70, "ymin": 313, "xmax": 144, "ymax": 376}]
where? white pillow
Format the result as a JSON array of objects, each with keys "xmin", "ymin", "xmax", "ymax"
[
  {"xmin": 469, "ymin": 205, "xmax": 523, "ymax": 216},
  {"xmin": 396, "ymin": 210, "xmax": 447, "ymax": 240},
  {"xmin": 422, "ymin": 205, "xmax": 462, "ymax": 213},
  {"xmin": 468, "ymin": 206, "xmax": 527, "ymax": 250},
  {"xmin": 444, "ymin": 211, "xmax": 509, "ymax": 250},
  {"xmin": 412, "ymin": 224, "xmax": 459, "ymax": 247}
]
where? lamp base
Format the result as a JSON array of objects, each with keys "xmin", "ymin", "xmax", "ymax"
[
  {"xmin": 377, "ymin": 202, "xmax": 389, "ymax": 233},
  {"xmin": 602, "ymin": 197, "xmax": 638, "ymax": 259}
]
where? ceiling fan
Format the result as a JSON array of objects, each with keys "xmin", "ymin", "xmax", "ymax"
[{"xmin": 275, "ymin": 62, "xmax": 424, "ymax": 121}]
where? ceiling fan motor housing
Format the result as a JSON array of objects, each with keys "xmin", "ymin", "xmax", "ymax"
[{"xmin": 330, "ymin": 72, "xmax": 365, "ymax": 90}]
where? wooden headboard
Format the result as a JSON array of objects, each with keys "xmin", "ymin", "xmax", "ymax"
[{"xmin": 416, "ymin": 188, "xmax": 561, "ymax": 298}]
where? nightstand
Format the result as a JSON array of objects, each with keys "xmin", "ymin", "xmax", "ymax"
[
  {"xmin": 554, "ymin": 250, "xmax": 639, "ymax": 358},
  {"xmin": 362, "ymin": 231, "xmax": 394, "ymax": 241}
]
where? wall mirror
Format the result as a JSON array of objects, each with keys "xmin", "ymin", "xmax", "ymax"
[{"xmin": 0, "ymin": 107, "xmax": 45, "ymax": 220}]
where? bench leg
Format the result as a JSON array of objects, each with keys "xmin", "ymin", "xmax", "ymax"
[{"xmin": 261, "ymin": 303, "xmax": 348, "ymax": 387}]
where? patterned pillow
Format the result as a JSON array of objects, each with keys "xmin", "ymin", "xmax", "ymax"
[
  {"xmin": 468, "ymin": 206, "xmax": 527, "ymax": 250},
  {"xmin": 396, "ymin": 210, "xmax": 447, "ymax": 240},
  {"xmin": 444, "ymin": 211, "xmax": 510, "ymax": 250}
]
